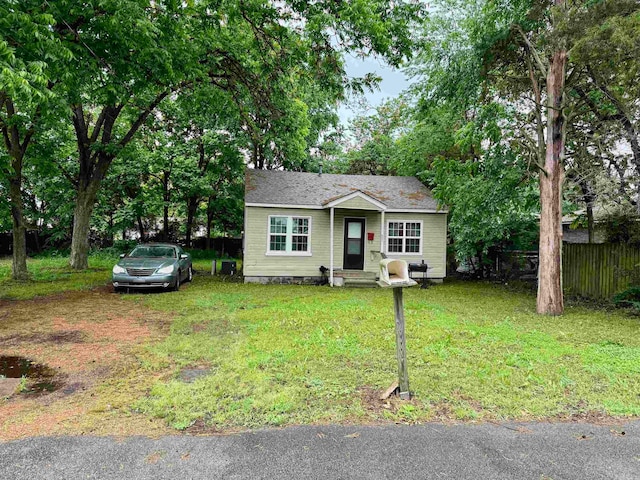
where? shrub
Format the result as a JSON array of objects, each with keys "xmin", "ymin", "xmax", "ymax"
[
  {"xmin": 600, "ymin": 211, "xmax": 640, "ymax": 246},
  {"xmin": 612, "ymin": 286, "xmax": 640, "ymax": 312}
]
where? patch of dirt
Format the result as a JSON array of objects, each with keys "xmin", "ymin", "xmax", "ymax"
[
  {"xmin": 451, "ymin": 390, "xmax": 485, "ymax": 415},
  {"xmin": 178, "ymin": 366, "xmax": 212, "ymax": 383},
  {"xmin": 0, "ymin": 289, "xmax": 173, "ymax": 440},
  {"xmin": 0, "ymin": 378, "xmax": 21, "ymax": 398},
  {"xmin": 431, "ymin": 401, "xmax": 456, "ymax": 420},
  {"xmin": 553, "ymin": 409, "xmax": 631, "ymax": 426},
  {"xmin": 184, "ymin": 419, "xmax": 226, "ymax": 436},
  {"xmin": 145, "ymin": 451, "xmax": 166, "ymax": 464},
  {"xmin": 357, "ymin": 386, "xmax": 419, "ymax": 418},
  {"xmin": 52, "ymin": 314, "xmax": 153, "ymax": 343},
  {"xmin": 0, "ymin": 330, "xmax": 86, "ymax": 346}
]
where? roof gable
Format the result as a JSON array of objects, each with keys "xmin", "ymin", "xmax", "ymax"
[
  {"xmin": 245, "ymin": 170, "xmax": 445, "ymax": 212},
  {"xmin": 322, "ymin": 190, "xmax": 387, "ymax": 210}
]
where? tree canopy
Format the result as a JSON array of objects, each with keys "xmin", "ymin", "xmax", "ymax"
[{"xmin": 3, "ymin": 0, "xmax": 640, "ymax": 316}]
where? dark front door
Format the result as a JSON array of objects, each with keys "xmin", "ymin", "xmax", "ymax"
[{"xmin": 343, "ymin": 218, "xmax": 365, "ymax": 270}]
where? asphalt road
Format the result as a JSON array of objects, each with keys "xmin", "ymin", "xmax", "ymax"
[{"xmin": 1, "ymin": 421, "xmax": 639, "ymax": 479}]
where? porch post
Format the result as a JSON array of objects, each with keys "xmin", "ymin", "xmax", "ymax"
[
  {"xmin": 380, "ymin": 210, "xmax": 385, "ymax": 254},
  {"xmin": 330, "ymin": 207, "xmax": 334, "ymax": 286}
]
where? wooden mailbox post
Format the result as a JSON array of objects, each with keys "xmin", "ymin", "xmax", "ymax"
[{"xmin": 377, "ymin": 259, "xmax": 417, "ymax": 400}]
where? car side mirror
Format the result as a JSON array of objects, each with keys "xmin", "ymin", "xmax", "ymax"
[
  {"xmin": 180, "ymin": 254, "xmax": 189, "ymax": 259},
  {"xmin": 119, "ymin": 254, "xmax": 126, "ymax": 258}
]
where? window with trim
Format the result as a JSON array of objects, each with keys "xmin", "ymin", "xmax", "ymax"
[
  {"xmin": 387, "ymin": 221, "xmax": 422, "ymax": 254},
  {"xmin": 268, "ymin": 216, "xmax": 311, "ymax": 254}
]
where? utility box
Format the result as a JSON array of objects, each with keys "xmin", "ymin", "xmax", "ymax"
[
  {"xmin": 221, "ymin": 261, "xmax": 237, "ymax": 275},
  {"xmin": 377, "ymin": 259, "xmax": 417, "ymax": 288}
]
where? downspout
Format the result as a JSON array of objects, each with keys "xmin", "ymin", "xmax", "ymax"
[{"xmin": 330, "ymin": 207, "xmax": 334, "ymax": 286}]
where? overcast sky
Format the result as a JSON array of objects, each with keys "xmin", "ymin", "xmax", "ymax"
[{"xmin": 338, "ymin": 55, "xmax": 411, "ymax": 125}]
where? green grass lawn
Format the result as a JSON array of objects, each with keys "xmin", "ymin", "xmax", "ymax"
[
  {"xmin": 0, "ymin": 254, "xmax": 113, "ymax": 300},
  {"xmin": 128, "ymin": 277, "xmax": 640, "ymax": 430},
  {"xmin": 0, "ymin": 252, "xmax": 240, "ymax": 300},
  {"xmin": 3, "ymin": 257, "xmax": 639, "ymax": 431}
]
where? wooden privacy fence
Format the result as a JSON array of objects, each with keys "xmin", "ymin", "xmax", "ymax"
[{"xmin": 563, "ymin": 243, "xmax": 640, "ymax": 299}]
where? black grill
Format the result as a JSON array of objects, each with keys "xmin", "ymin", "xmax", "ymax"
[
  {"xmin": 126, "ymin": 268, "xmax": 155, "ymax": 277},
  {"xmin": 408, "ymin": 261, "xmax": 430, "ymax": 289},
  {"xmin": 408, "ymin": 263, "xmax": 429, "ymax": 273}
]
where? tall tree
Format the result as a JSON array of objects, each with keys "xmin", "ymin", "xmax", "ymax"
[
  {"xmin": 0, "ymin": 2, "xmax": 71, "ymax": 279},
  {"xmin": 3, "ymin": 0, "xmax": 422, "ymax": 268},
  {"xmin": 409, "ymin": 0, "xmax": 640, "ymax": 314},
  {"xmin": 47, "ymin": 0, "xmax": 192, "ymax": 269},
  {"xmin": 535, "ymin": 0, "xmax": 567, "ymax": 314}
]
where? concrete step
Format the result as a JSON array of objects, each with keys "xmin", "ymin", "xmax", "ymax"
[
  {"xmin": 342, "ymin": 277, "xmax": 379, "ymax": 288},
  {"xmin": 334, "ymin": 270, "xmax": 377, "ymax": 279}
]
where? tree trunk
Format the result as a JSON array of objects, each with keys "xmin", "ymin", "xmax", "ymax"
[
  {"xmin": 537, "ymin": 47, "xmax": 566, "ymax": 316},
  {"xmin": 163, "ymin": 205, "xmax": 169, "ymax": 242},
  {"xmin": 578, "ymin": 180, "xmax": 596, "ymax": 244},
  {"xmin": 68, "ymin": 93, "xmax": 169, "ymax": 269},
  {"xmin": 2, "ymin": 97, "xmax": 32, "ymax": 281},
  {"xmin": 185, "ymin": 196, "xmax": 198, "ymax": 248},
  {"xmin": 70, "ymin": 183, "xmax": 100, "ymax": 270},
  {"xmin": 33, "ymin": 230, "xmax": 41, "ymax": 253},
  {"xmin": 9, "ymin": 174, "xmax": 29, "ymax": 280},
  {"xmin": 107, "ymin": 212, "xmax": 114, "ymax": 246},
  {"xmin": 206, "ymin": 210, "xmax": 213, "ymax": 250},
  {"xmin": 620, "ymin": 121, "xmax": 640, "ymax": 214},
  {"xmin": 586, "ymin": 203, "xmax": 594, "ymax": 244},
  {"xmin": 137, "ymin": 216, "xmax": 145, "ymax": 242},
  {"xmin": 163, "ymin": 171, "xmax": 170, "ymax": 242}
]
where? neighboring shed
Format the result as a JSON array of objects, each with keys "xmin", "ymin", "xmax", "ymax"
[{"xmin": 243, "ymin": 169, "xmax": 448, "ymax": 286}]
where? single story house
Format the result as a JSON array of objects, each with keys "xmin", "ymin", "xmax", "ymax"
[{"xmin": 243, "ymin": 169, "xmax": 448, "ymax": 285}]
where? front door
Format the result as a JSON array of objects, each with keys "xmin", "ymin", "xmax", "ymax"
[{"xmin": 343, "ymin": 218, "xmax": 365, "ymax": 270}]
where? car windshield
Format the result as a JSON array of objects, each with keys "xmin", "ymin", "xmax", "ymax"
[{"xmin": 128, "ymin": 246, "xmax": 176, "ymax": 258}]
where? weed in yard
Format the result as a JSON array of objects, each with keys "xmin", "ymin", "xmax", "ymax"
[{"xmin": 16, "ymin": 377, "xmax": 28, "ymax": 393}]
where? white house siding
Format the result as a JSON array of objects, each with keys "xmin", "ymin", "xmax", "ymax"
[
  {"xmin": 332, "ymin": 209, "xmax": 381, "ymax": 273},
  {"xmin": 243, "ymin": 206, "xmax": 447, "ymax": 280},
  {"xmin": 332, "ymin": 196, "xmax": 383, "ymax": 211},
  {"xmin": 243, "ymin": 206, "xmax": 331, "ymax": 278},
  {"xmin": 383, "ymin": 213, "xmax": 448, "ymax": 278}
]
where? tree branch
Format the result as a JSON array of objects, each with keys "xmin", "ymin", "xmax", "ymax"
[
  {"xmin": 52, "ymin": 159, "xmax": 79, "ymax": 187},
  {"xmin": 119, "ymin": 90, "xmax": 171, "ymax": 148},
  {"xmin": 515, "ymin": 24, "xmax": 548, "ymax": 77},
  {"xmin": 5, "ymin": 98, "xmax": 22, "ymax": 157},
  {"xmin": 526, "ymin": 54, "xmax": 546, "ymax": 172},
  {"xmin": 89, "ymin": 108, "xmax": 109, "ymax": 144},
  {"xmin": 0, "ymin": 92, "xmax": 7, "ymax": 114}
]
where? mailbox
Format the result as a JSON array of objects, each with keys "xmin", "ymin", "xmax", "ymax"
[
  {"xmin": 367, "ymin": 232, "xmax": 375, "ymax": 241},
  {"xmin": 377, "ymin": 259, "xmax": 417, "ymax": 288}
]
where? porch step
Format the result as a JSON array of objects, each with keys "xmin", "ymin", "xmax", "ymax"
[
  {"xmin": 334, "ymin": 270, "xmax": 377, "ymax": 279},
  {"xmin": 342, "ymin": 277, "xmax": 379, "ymax": 288}
]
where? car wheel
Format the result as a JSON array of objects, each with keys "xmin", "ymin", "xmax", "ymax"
[
  {"xmin": 173, "ymin": 272, "xmax": 181, "ymax": 291},
  {"xmin": 187, "ymin": 266, "xmax": 193, "ymax": 282},
  {"xmin": 114, "ymin": 286, "xmax": 124, "ymax": 294}
]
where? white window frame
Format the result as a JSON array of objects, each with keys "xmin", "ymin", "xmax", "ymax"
[
  {"xmin": 385, "ymin": 220, "xmax": 423, "ymax": 255},
  {"xmin": 266, "ymin": 215, "xmax": 313, "ymax": 256}
]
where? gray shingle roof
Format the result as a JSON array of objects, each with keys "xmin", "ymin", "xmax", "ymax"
[{"xmin": 245, "ymin": 169, "xmax": 446, "ymax": 211}]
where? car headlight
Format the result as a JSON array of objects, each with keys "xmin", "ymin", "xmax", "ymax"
[
  {"xmin": 113, "ymin": 265, "xmax": 126, "ymax": 274},
  {"xmin": 156, "ymin": 265, "xmax": 174, "ymax": 274}
]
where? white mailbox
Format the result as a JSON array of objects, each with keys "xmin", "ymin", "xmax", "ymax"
[{"xmin": 377, "ymin": 259, "xmax": 417, "ymax": 288}]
